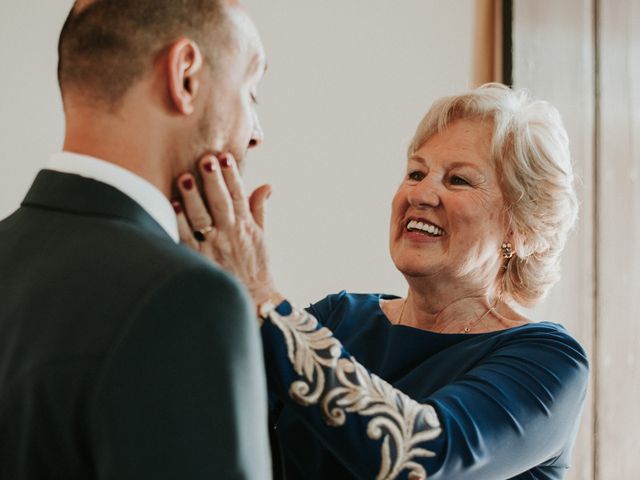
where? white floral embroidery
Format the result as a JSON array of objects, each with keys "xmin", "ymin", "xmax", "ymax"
[{"xmin": 265, "ymin": 303, "xmax": 442, "ymax": 480}]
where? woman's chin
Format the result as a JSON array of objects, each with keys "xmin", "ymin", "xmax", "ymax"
[{"xmin": 394, "ymin": 260, "xmax": 445, "ymax": 279}]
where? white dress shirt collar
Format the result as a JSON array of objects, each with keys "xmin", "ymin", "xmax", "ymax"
[{"xmin": 46, "ymin": 152, "xmax": 179, "ymax": 243}]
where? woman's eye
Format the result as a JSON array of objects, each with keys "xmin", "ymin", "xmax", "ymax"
[
  {"xmin": 407, "ymin": 171, "xmax": 425, "ymax": 181},
  {"xmin": 450, "ymin": 175, "xmax": 470, "ymax": 186}
]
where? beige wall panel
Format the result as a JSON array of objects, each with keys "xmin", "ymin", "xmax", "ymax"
[
  {"xmin": 597, "ymin": 0, "xmax": 640, "ymax": 477},
  {"xmin": 512, "ymin": 2, "xmax": 595, "ymax": 479}
]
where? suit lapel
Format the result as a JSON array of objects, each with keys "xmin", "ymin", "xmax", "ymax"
[{"xmin": 22, "ymin": 170, "xmax": 171, "ymax": 241}]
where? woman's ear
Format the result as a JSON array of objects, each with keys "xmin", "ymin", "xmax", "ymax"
[{"xmin": 166, "ymin": 38, "xmax": 204, "ymax": 115}]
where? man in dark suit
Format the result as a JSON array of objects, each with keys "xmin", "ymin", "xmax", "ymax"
[{"xmin": 0, "ymin": 0, "xmax": 270, "ymax": 478}]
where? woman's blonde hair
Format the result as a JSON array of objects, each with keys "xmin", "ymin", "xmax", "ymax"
[{"xmin": 408, "ymin": 83, "xmax": 578, "ymax": 306}]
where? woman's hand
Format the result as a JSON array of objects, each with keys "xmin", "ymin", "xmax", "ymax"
[{"xmin": 174, "ymin": 152, "xmax": 281, "ymax": 309}]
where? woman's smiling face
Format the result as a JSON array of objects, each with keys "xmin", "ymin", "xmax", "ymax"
[{"xmin": 389, "ymin": 119, "xmax": 509, "ymax": 289}]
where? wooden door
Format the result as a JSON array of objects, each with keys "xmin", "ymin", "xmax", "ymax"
[
  {"xmin": 513, "ymin": 0, "xmax": 640, "ymax": 478},
  {"xmin": 596, "ymin": 1, "xmax": 640, "ymax": 478}
]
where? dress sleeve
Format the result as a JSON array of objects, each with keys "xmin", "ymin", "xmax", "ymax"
[{"xmin": 260, "ymin": 300, "xmax": 588, "ymax": 480}]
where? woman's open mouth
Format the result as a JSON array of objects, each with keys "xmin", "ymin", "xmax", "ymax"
[{"xmin": 406, "ymin": 219, "xmax": 446, "ymax": 237}]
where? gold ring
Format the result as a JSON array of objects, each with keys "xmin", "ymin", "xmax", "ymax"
[{"xmin": 193, "ymin": 225, "xmax": 214, "ymax": 242}]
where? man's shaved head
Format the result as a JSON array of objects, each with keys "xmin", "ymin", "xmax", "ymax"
[{"xmin": 58, "ymin": 0, "xmax": 232, "ymax": 106}]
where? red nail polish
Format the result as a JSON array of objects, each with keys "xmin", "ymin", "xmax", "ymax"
[
  {"xmin": 182, "ymin": 178, "xmax": 193, "ymax": 190},
  {"xmin": 219, "ymin": 154, "xmax": 230, "ymax": 168},
  {"xmin": 172, "ymin": 202, "xmax": 182, "ymax": 214},
  {"xmin": 203, "ymin": 160, "xmax": 215, "ymax": 173}
]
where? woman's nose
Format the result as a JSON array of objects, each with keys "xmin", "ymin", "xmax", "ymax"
[{"xmin": 408, "ymin": 177, "xmax": 441, "ymax": 208}]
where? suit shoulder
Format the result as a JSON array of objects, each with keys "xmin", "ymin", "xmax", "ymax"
[
  {"xmin": 97, "ymin": 256, "xmax": 252, "ymax": 366},
  {"xmin": 84, "ymin": 219, "xmax": 235, "ymax": 287}
]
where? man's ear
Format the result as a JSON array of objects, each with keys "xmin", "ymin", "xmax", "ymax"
[
  {"xmin": 167, "ymin": 38, "xmax": 204, "ymax": 115},
  {"xmin": 73, "ymin": 0, "xmax": 95, "ymax": 14}
]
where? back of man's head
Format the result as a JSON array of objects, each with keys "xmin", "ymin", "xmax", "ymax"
[{"xmin": 58, "ymin": 0, "xmax": 229, "ymax": 108}]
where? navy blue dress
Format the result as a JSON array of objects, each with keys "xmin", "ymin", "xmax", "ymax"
[{"xmin": 260, "ymin": 291, "xmax": 589, "ymax": 480}]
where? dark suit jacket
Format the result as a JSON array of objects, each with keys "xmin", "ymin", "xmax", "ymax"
[{"xmin": 0, "ymin": 170, "xmax": 270, "ymax": 479}]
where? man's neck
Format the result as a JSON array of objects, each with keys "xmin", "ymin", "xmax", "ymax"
[{"xmin": 63, "ymin": 98, "xmax": 173, "ymax": 198}]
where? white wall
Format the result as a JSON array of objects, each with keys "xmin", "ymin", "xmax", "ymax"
[
  {"xmin": 0, "ymin": 1, "xmax": 474, "ymax": 306},
  {"xmin": 238, "ymin": 1, "xmax": 475, "ymax": 305},
  {"xmin": 0, "ymin": 0, "xmax": 74, "ymax": 217}
]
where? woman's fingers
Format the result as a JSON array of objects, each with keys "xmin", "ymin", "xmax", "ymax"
[
  {"xmin": 218, "ymin": 153, "xmax": 251, "ymax": 221},
  {"xmin": 173, "ymin": 153, "xmax": 279, "ymax": 308},
  {"xmin": 180, "ymin": 152, "xmax": 257, "ymax": 234},
  {"xmin": 177, "ymin": 172, "xmax": 213, "ymax": 230},
  {"xmin": 199, "ymin": 155, "xmax": 235, "ymax": 230},
  {"xmin": 172, "ymin": 200, "xmax": 200, "ymax": 250},
  {"xmin": 249, "ymin": 184, "xmax": 272, "ymax": 229}
]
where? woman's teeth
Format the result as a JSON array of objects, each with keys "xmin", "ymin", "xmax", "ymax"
[{"xmin": 406, "ymin": 220, "xmax": 445, "ymax": 236}]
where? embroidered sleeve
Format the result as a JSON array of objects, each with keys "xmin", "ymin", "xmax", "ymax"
[
  {"xmin": 261, "ymin": 299, "xmax": 590, "ymax": 480},
  {"xmin": 260, "ymin": 300, "xmax": 442, "ymax": 480}
]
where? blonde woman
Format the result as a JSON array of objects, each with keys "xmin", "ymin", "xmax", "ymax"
[{"xmin": 177, "ymin": 84, "xmax": 588, "ymax": 480}]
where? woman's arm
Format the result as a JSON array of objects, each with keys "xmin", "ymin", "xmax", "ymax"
[
  {"xmin": 261, "ymin": 300, "xmax": 442, "ymax": 480},
  {"xmin": 258, "ymin": 299, "xmax": 587, "ymax": 480}
]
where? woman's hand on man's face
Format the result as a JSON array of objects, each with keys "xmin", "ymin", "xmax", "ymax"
[{"xmin": 174, "ymin": 152, "xmax": 279, "ymax": 309}]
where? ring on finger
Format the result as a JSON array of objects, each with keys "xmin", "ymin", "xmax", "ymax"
[{"xmin": 193, "ymin": 225, "xmax": 214, "ymax": 242}]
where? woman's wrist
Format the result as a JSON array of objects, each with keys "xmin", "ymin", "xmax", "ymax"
[
  {"xmin": 256, "ymin": 293, "xmax": 287, "ymax": 325},
  {"xmin": 253, "ymin": 286, "xmax": 286, "ymax": 315}
]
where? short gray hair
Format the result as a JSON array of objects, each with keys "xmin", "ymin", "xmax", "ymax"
[{"xmin": 409, "ymin": 83, "xmax": 578, "ymax": 306}]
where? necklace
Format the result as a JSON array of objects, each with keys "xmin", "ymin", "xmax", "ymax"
[
  {"xmin": 455, "ymin": 301, "xmax": 497, "ymax": 333},
  {"xmin": 397, "ymin": 297, "xmax": 407, "ymax": 325},
  {"xmin": 396, "ymin": 297, "xmax": 498, "ymax": 333}
]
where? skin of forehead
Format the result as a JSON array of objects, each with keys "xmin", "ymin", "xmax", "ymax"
[{"xmin": 410, "ymin": 122, "xmax": 493, "ymax": 174}]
